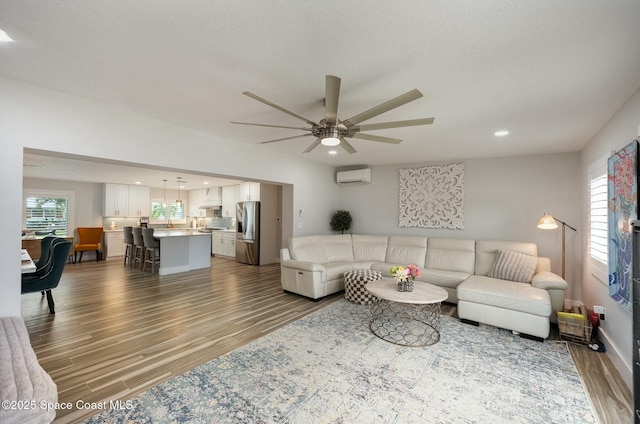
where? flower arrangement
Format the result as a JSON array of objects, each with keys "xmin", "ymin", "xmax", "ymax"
[{"xmin": 390, "ymin": 264, "xmax": 421, "ymax": 292}]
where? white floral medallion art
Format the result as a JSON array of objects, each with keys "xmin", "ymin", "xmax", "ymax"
[{"xmin": 398, "ymin": 163, "xmax": 465, "ymax": 229}]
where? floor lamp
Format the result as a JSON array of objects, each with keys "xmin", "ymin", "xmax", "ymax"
[{"xmin": 537, "ymin": 213, "xmax": 577, "ymax": 279}]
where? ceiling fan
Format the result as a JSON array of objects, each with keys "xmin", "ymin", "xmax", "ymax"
[{"xmin": 231, "ymin": 75, "xmax": 434, "ymax": 154}]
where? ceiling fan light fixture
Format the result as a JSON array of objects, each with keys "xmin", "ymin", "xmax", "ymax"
[
  {"xmin": 321, "ymin": 128, "xmax": 341, "ymax": 146},
  {"xmin": 321, "ymin": 136, "xmax": 341, "ymax": 146}
]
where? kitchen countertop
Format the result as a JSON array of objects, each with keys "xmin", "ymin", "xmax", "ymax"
[{"xmin": 153, "ymin": 229, "xmax": 212, "ymax": 238}]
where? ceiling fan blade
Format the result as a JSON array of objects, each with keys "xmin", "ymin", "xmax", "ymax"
[
  {"xmin": 325, "ymin": 75, "xmax": 341, "ymax": 126},
  {"xmin": 352, "ymin": 133, "xmax": 403, "ymax": 144},
  {"xmin": 259, "ymin": 134, "xmax": 312, "ymax": 144},
  {"xmin": 230, "ymin": 121, "xmax": 312, "ymax": 131},
  {"xmin": 303, "ymin": 138, "xmax": 322, "ymax": 153},
  {"xmin": 243, "ymin": 91, "xmax": 319, "ymax": 127},
  {"xmin": 340, "ymin": 137, "xmax": 357, "ymax": 154},
  {"xmin": 355, "ymin": 117, "xmax": 434, "ymax": 131},
  {"xmin": 343, "ymin": 89, "xmax": 423, "ymax": 127}
]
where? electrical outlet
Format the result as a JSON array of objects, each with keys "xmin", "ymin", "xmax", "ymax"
[{"xmin": 593, "ymin": 305, "xmax": 606, "ymax": 321}]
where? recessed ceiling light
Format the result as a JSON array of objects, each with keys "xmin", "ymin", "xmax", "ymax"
[
  {"xmin": 494, "ymin": 130, "xmax": 509, "ymax": 137},
  {"xmin": 203, "ymin": 181, "xmax": 209, "ymax": 185},
  {"xmin": 135, "ymin": 181, "xmax": 142, "ymax": 185},
  {"xmin": 328, "ymin": 150, "xmax": 337, "ymax": 155},
  {"xmin": 0, "ymin": 29, "xmax": 14, "ymax": 42}
]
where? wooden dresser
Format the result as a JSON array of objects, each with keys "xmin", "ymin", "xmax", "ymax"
[{"xmin": 22, "ymin": 236, "xmax": 74, "ymax": 260}]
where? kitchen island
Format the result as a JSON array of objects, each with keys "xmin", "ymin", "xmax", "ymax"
[{"xmin": 153, "ymin": 229, "xmax": 212, "ymax": 275}]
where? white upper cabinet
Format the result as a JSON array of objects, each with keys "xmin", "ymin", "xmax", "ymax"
[
  {"xmin": 103, "ymin": 183, "xmax": 129, "ymax": 216},
  {"xmin": 189, "ymin": 189, "xmax": 206, "ymax": 217},
  {"xmin": 104, "ymin": 184, "xmax": 149, "ymax": 217},
  {"xmin": 239, "ymin": 182, "xmax": 260, "ymax": 201},
  {"xmin": 222, "ymin": 185, "xmax": 240, "ymax": 218},
  {"xmin": 128, "ymin": 185, "xmax": 150, "ymax": 217}
]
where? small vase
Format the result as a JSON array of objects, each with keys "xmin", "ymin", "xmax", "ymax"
[{"xmin": 397, "ymin": 279, "xmax": 414, "ymax": 292}]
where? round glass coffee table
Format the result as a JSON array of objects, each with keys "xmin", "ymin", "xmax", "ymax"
[{"xmin": 366, "ymin": 278, "xmax": 448, "ymax": 347}]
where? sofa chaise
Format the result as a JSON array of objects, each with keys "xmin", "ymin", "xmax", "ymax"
[
  {"xmin": 280, "ymin": 234, "xmax": 568, "ymax": 339},
  {"xmin": 0, "ymin": 316, "xmax": 57, "ymax": 424}
]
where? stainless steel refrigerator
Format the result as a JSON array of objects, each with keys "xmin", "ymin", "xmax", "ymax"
[{"xmin": 236, "ymin": 201, "xmax": 260, "ymax": 265}]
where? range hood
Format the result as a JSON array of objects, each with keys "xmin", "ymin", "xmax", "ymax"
[{"xmin": 199, "ymin": 204, "xmax": 221, "ymax": 209}]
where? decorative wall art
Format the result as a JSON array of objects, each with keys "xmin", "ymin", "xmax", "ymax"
[
  {"xmin": 398, "ymin": 163, "xmax": 465, "ymax": 229},
  {"xmin": 607, "ymin": 140, "xmax": 639, "ymax": 312}
]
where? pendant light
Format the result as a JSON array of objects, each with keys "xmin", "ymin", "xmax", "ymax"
[
  {"xmin": 176, "ymin": 177, "xmax": 184, "ymax": 208},
  {"xmin": 162, "ymin": 179, "xmax": 168, "ymax": 208}
]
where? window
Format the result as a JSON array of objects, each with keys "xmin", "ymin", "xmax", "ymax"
[
  {"xmin": 23, "ymin": 189, "xmax": 74, "ymax": 237},
  {"xmin": 588, "ymin": 155, "xmax": 609, "ymax": 284},
  {"xmin": 150, "ymin": 199, "xmax": 185, "ymax": 224}
]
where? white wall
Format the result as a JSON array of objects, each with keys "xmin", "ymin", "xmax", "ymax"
[
  {"xmin": 580, "ymin": 87, "xmax": 640, "ymax": 389},
  {"xmin": 0, "ymin": 76, "xmax": 340, "ymax": 317},
  {"xmin": 336, "ymin": 153, "xmax": 582, "ymax": 299}
]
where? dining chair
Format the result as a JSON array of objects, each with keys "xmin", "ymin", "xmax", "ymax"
[
  {"xmin": 21, "ymin": 239, "xmax": 73, "ymax": 314},
  {"xmin": 74, "ymin": 227, "xmax": 104, "ymax": 263},
  {"xmin": 131, "ymin": 227, "xmax": 145, "ymax": 270},
  {"xmin": 123, "ymin": 226, "xmax": 134, "ymax": 267},
  {"xmin": 34, "ymin": 236, "xmax": 59, "ymax": 272},
  {"xmin": 142, "ymin": 228, "xmax": 160, "ymax": 274}
]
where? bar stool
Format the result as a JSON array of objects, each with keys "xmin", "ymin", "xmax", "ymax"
[
  {"xmin": 123, "ymin": 226, "xmax": 134, "ymax": 267},
  {"xmin": 142, "ymin": 228, "xmax": 160, "ymax": 274},
  {"xmin": 131, "ymin": 227, "xmax": 145, "ymax": 270}
]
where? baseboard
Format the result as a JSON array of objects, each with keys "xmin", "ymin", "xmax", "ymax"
[{"xmin": 598, "ymin": 327, "xmax": 632, "ymax": 390}]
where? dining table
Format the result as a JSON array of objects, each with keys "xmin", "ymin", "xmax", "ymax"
[{"xmin": 21, "ymin": 249, "xmax": 36, "ymax": 274}]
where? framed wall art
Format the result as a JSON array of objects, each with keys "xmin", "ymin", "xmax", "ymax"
[
  {"xmin": 607, "ymin": 139, "xmax": 639, "ymax": 312},
  {"xmin": 398, "ymin": 163, "xmax": 464, "ymax": 229}
]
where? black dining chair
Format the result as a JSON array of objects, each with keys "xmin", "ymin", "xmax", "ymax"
[
  {"xmin": 21, "ymin": 239, "xmax": 73, "ymax": 315},
  {"xmin": 33, "ymin": 236, "xmax": 63, "ymax": 274}
]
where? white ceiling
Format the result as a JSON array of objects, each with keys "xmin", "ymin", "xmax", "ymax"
[{"xmin": 4, "ymin": 1, "xmax": 640, "ymax": 185}]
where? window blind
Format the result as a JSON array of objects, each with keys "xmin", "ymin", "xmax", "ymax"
[{"xmin": 589, "ymin": 173, "xmax": 608, "ymax": 263}]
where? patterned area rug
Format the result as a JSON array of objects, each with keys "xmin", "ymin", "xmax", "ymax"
[{"xmin": 85, "ymin": 299, "xmax": 596, "ymax": 423}]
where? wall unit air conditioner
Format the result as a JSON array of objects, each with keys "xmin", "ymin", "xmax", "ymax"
[{"xmin": 336, "ymin": 168, "xmax": 372, "ymax": 184}]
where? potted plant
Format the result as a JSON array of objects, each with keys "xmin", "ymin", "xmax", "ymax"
[{"xmin": 330, "ymin": 210, "xmax": 352, "ymax": 234}]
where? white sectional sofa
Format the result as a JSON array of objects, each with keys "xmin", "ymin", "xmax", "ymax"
[{"xmin": 280, "ymin": 234, "xmax": 568, "ymax": 339}]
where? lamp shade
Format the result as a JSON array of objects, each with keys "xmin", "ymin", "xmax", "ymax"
[{"xmin": 537, "ymin": 213, "xmax": 559, "ymax": 230}]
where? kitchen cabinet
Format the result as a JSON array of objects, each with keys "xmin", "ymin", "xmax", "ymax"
[
  {"xmin": 104, "ymin": 184, "xmax": 149, "ymax": 217},
  {"xmin": 222, "ymin": 185, "xmax": 240, "ymax": 218},
  {"xmin": 128, "ymin": 186, "xmax": 150, "ymax": 217},
  {"xmin": 239, "ymin": 182, "xmax": 260, "ymax": 201},
  {"xmin": 103, "ymin": 183, "xmax": 129, "ymax": 216},
  {"xmin": 211, "ymin": 232, "xmax": 235, "ymax": 257},
  {"xmin": 105, "ymin": 231, "xmax": 126, "ymax": 257},
  {"xmin": 189, "ymin": 189, "xmax": 206, "ymax": 217},
  {"xmin": 190, "ymin": 187, "xmax": 222, "ymax": 217}
]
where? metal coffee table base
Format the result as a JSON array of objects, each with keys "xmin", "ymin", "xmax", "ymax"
[{"xmin": 369, "ymin": 298, "xmax": 442, "ymax": 347}]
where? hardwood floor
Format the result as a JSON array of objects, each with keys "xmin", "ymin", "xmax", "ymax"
[{"xmin": 21, "ymin": 258, "xmax": 632, "ymax": 423}]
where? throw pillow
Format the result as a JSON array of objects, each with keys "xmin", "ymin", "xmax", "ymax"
[{"xmin": 488, "ymin": 249, "xmax": 537, "ymax": 283}]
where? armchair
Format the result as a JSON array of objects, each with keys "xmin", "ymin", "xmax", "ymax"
[{"xmin": 74, "ymin": 227, "xmax": 104, "ymax": 263}]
